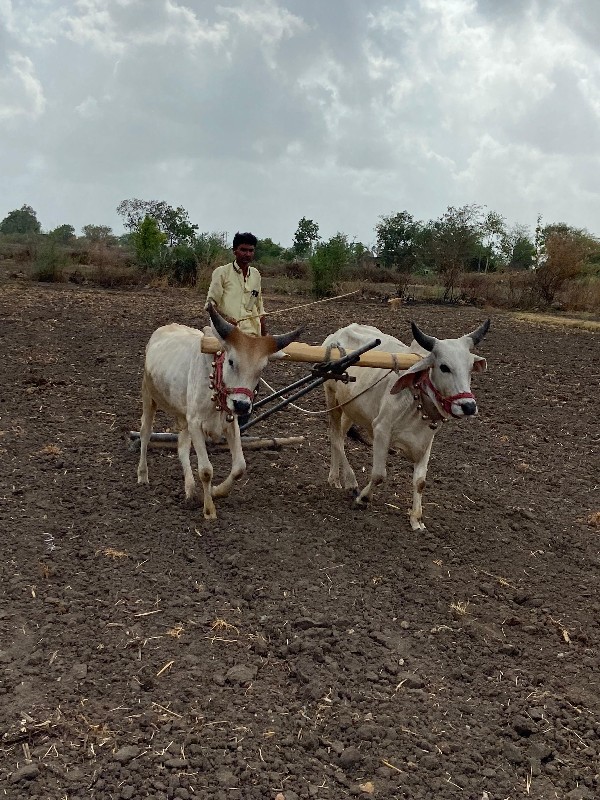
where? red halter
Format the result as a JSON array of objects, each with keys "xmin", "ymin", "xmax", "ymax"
[
  {"xmin": 211, "ymin": 351, "xmax": 255, "ymax": 413},
  {"xmin": 416, "ymin": 372, "xmax": 475, "ymax": 418}
]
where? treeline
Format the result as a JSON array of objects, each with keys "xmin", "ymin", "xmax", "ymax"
[{"xmin": 1, "ymin": 200, "xmax": 599, "ymax": 307}]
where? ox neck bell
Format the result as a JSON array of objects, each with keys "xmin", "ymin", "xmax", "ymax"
[{"xmin": 413, "ymin": 373, "xmax": 448, "ymax": 431}]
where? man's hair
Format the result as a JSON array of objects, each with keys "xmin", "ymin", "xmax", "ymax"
[{"xmin": 233, "ymin": 231, "xmax": 257, "ymax": 249}]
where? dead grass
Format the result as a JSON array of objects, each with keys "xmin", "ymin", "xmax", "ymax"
[{"xmin": 513, "ymin": 312, "xmax": 600, "ymax": 332}]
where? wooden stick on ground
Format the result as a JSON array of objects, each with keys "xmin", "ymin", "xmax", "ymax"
[{"xmin": 129, "ymin": 432, "xmax": 304, "ymax": 452}]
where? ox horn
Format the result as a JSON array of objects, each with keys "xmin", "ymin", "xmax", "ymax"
[
  {"xmin": 269, "ymin": 326, "xmax": 304, "ymax": 353},
  {"xmin": 411, "ymin": 321, "xmax": 436, "ymax": 352},
  {"xmin": 466, "ymin": 318, "xmax": 491, "ymax": 348},
  {"xmin": 207, "ymin": 303, "xmax": 235, "ymax": 341}
]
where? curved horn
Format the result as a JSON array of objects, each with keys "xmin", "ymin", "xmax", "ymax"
[
  {"xmin": 466, "ymin": 318, "xmax": 491, "ymax": 348},
  {"xmin": 411, "ymin": 321, "xmax": 436, "ymax": 352},
  {"xmin": 207, "ymin": 303, "xmax": 235, "ymax": 341},
  {"xmin": 270, "ymin": 326, "xmax": 304, "ymax": 353}
]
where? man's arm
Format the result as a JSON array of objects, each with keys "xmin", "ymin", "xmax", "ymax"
[{"xmin": 205, "ymin": 267, "xmax": 237, "ymax": 325}]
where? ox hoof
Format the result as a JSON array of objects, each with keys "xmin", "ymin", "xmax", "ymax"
[
  {"xmin": 137, "ymin": 475, "xmax": 149, "ymax": 486},
  {"xmin": 410, "ymin": 519, "xmax": 426, "ymax": 531},
  {"xmin": 203, "ymin": 509, "xmax": 217, "ymax": 521},
  {"xmin": 328, "ymin": 478, "xmax": 342, "ymax": 489},
  {"xmin": 354, "ymin": 494, "xmax": 370, "ymax": 507}
]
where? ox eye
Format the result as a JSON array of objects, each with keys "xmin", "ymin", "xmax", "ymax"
[
  {"xmin": 228, "ymin": 358, "xmax": 234, "ymax": 367},
  {"xmin": 440, "ymin": 364, "xmax": 451, "ymax": 373}
]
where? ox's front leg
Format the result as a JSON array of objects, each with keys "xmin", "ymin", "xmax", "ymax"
[
  {"xmin": 212, "ymin": 424, "xmax": 246, "ymax": 498},
  {"xmin": 410, "ymin": 440, "xmax": 433, "ymax": 531},
  {"xmin": 356, "ymin": 422, "xmax": 391, "ymax": 506},
  {"xmin": 326, "ymin": 388, "xmax": 357, "ymax": 491},
  {"xmin": 177, "ymin": 427, "xmax": 196, "ymax": 501},
  {"xmin": 137, "ymin": 378, "xmax": 156, "ymax": 486},
  {"xmin": 188, "ymin": 422, "xmax": 217, "ymax": 520}
]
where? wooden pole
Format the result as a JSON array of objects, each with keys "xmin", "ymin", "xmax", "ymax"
[
  {"xmin": 129, "ymin": 432, "xmax": 304, "ymax": 452},
  {"xmin": 200, "ymin": 337, "xmax": 420, "ymax": 370}
]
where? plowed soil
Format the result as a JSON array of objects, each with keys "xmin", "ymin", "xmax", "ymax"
[{"xmin": 1, "ymin": 281, "xmax": 599, "ymax": 800}]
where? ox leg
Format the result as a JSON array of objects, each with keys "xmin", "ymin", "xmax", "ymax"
[
  {"xmin": 177, "ymin": 426, "xmax": 196, "ymax": 501},
  {"xmin": 212, "ymin": 424, "xmax": 246, "ymax": 498},
  {"xmin": 410, "ymin": 442, "xmax": 432, "ymax": 531},
  {"xmin": 326, "ymin": 388, "xmax": 357, "ymax": 491},
  {"xmin": 137, "ymin": 378, "xmax": 156, "ymax": 485},
  {"xmin": 356, "ymin": 422, "xmax": 391, "ymax": 506},
  {"xmin": 188, "ymin": 423, "xmax": 217, "ymax": 520}
]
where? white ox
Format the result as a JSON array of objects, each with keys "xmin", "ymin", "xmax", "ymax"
[
  {"xmin": 137, "ymin": 304, "xmax": 301, "ymax": 519},
  {"xmin": 323, "ymin": 319, "xmax": 490, "ymax": 530}
]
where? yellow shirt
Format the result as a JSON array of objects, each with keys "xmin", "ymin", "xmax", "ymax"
[{"xmin": 205, "ymin": 261, "xmax": 265, "ymax": 336}]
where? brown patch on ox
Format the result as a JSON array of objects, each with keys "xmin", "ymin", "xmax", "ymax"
[
  {"xmin": 417, "ymin": 478, "xmax": 426, "ymax": 494},
  {"xmin": 227, "ymin": 327, "xmax": 276, "ymax": 359}
]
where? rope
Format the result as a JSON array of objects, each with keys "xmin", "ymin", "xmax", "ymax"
[{"xmin": 236, "ymin": 290, "xmax": 361, "ymax": 323}]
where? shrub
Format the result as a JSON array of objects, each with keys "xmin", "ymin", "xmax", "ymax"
[
  {"xmin": 168, "ymin": 244, "xmax": 198, "ymax": 286},
  {"xmin": 32, "ymin": 243, "xmax": 67, "ymax": 282}
]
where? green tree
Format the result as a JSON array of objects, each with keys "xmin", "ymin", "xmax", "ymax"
[
  {"xmin": 425, "ymin": 205, "xmax": 482, "ymax": 300},
  {"xmin": 532, "ymin": 230, "xmax": 588, "ymax": 304},
  {"xmin": 49, "ymin": 224, "xmax": 76, "ymax": 244},
  {"xmin": 0, "ymin": 204, "xmax": 41, "ymax": 235},
  {"xmin": 117, "ymin": 199, "xmax": 197, "ymax": 246},
  {"xmin": 309, "ymin": 233, "xmax": 350, "ymax": 297},
  {"xmin": 375, "ymin": 211, "xmax": 422, "ymax": 272},
  {"xmin": 293, "ymin": 217, "xmax": 320, "ymax": 258},
  {"xmin": 255, "ymin": 237, "xmax": 284, "ymax": 262},
  {"xmin": 132, "ymin": 216, "xmax": 167, "ymax": 269}
]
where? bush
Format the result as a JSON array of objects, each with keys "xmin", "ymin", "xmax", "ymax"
[
  {"xmin": 32, "ymin": 243, "xmax": 67, "ymax": 282},
  {"xmin": 168, "ymin": 245, "xmax": 198, "ymax": 286},
  {"xmin": 309, "ymin": 235, "xmax": 349, "ymax": 297}
]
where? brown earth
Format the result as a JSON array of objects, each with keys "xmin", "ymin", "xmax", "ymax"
[{"xmin": 1, "ymin": 281, "xmax": 599, "ymax": 800}]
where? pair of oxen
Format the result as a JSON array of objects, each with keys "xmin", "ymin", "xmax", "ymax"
[{"xmin": 137, "ymin": 305, "xmax": 489, "ymax": 529}]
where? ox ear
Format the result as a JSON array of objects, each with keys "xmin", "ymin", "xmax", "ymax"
[
  {"xmin": 207, "ymin": 303, "xmax": 235, "ymax": 342},
  {"xmin": 464, "ymin": 318, "xmax": 490, "ymax": 349},
  {"xmin": 411, "ymin": 321, "xmax": 437, "ymax": 352},
  {"xmin": 473, "ymin": 355, "xmax": 487, "ymax": 373},
  {"xmin": 265, "ymin": 326, "xmax": 304, "ymax": 355},
  {"xmin": 390, "ymin": 354, "xmax": 434, "ymax": 394}
]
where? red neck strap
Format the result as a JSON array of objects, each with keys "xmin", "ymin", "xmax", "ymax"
[{"xmin": 416, "ymin": 372, "xmax": 475, "ymax": 418}]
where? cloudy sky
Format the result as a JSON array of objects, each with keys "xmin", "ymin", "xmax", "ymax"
[{"xmin": 2, "ymin": 0, "xmax": 599, "ymax": 247}]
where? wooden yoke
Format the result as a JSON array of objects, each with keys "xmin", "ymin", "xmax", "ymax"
[{"xmin": 200, "ymin": 336, "xmax": 421, "ymax": 371}]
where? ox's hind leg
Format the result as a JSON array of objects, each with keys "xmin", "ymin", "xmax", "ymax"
[
  {"xmin": 325, "ymin": 384, "xmax": 357, "ymax": 491},
  {"xmin": 409, "ymin": 441, "xmax": 433, "ymax": 531},
  {"xmin": 188, "ymin": 422, "xmax": 217, "ymax": 520},
  {"xmin": 212, "ymin": 424, "xmax": 246, "ymax": 498},
  {"xmin": 137, "ymin": 376, "xmax": 157, "ymax": 485},
  {"xmin": 356, "ymin": 420, "xmax": 392, "ymax": 506}
]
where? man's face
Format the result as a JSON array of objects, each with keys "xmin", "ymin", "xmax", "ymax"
[{"xmin": 233, "ymin": 243, "xmax": 255, "ymax": 270}]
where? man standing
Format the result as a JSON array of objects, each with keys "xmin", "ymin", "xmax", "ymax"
[{"xmin": 205, "ymin": 231, "xmax": 267, "ymax": 336}]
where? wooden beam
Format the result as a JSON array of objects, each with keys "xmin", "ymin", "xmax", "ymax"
[
  {"xmin": 200, "ymin": 337, "xmax": 420, "ymax": 370},
  {"xmin": 129, "ymin": 432, "xmax": 304, "ymax": 452}
]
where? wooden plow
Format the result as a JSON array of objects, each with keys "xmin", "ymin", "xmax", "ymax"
[{"xmin": 130, "ymin": 337, "xmax": 421, "ymax": 451}]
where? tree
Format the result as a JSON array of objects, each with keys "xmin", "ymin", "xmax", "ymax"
[
  {"xmin": 532, "ymin": 223, "xmax": 593, "ymax": 304},
  {"xmin": 375, "ymin": 211, "xmax": 422, "ymax": 272},
  {"xmin": 293, "ymin": 217, "xmax": 320, "ymax": 258},
  {"xmin": 0, "ymin": 204, "xmax": 41, "ymax": 235},
  {"xmin": 424, "ymin": 205, "xmax": 482, "ymax": 300},
  {"xmin": 132, "ymin": 216, "xmax": 167, "ymax": 269},
  {"xmin": 82, "ymin": 224, "xmax": 115, "ymax": 243},
  {"xmin": 117, "ymin": 199, "xmax": 198, "ymax": 246},
  {"xmin": 49, "ymin": 224, "xmax": 76, "ymax": 244},
  {"xmin": 309, "ymin": 233, "xmax": 350, "ymax": 297},
  {"xmin": 255, "ymin": 237, "xmax": 284, "ymax": 262}
]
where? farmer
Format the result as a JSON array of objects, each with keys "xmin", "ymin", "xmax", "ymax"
[
  {"xmin": 205, "ymin": 232, "xmax": 267, "ymax": 428},
  {"xmin": 205, "ymin": 231, "xmax": 267, "ymax": 336}
]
